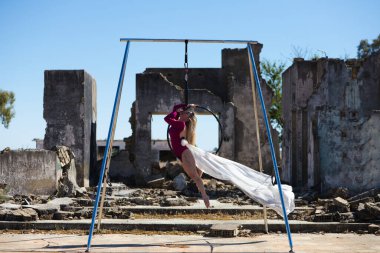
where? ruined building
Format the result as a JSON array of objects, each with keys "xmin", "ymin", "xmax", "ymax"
[
  {"xmin": 38, "ymin": 45, "xmax": 278, "ymax": 187},
  {"xmin": 282, "ymin": 52, "xmax": 380, "ymax": 194},
  {"xmin": 130, "ymin": 44, "xmax": 279, "ymax": 184}
]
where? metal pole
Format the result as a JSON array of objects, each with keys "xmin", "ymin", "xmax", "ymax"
[
  {"xmin": 96, "ymin": 138, "xmax": 113, "ymax": 231},
  {"xmin": 247, "ymin": 50, "xmax": 268, "ymax": 234},
  {"xmin": 247, "ymin": 43, "xmax": 294, "ymax": 252},
  {"xmin": 86, "ymin": 41, "xmax": 130, "ymax": 252},
  {"xmin": 120, "ymin": 38, "xmax": 258, "ymax": 44}
]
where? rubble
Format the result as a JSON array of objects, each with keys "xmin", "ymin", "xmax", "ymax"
[
  {"xmin": 165, "ymin": 162, "xmax": 184, "ymax": 179},
  {"xmin": 173, "ymin": 173, "xmax": 187, "ymax": 191},
  {"xmin": 146, "ymin": 175, "xmax": 165, "ymax": 188},
  {"xmin": 328, "ymin": 197, "xmax": 350, "ymax": 213},
  {"xmin": 0, "ymin": 208, "xmax": 38, "ymax": 221},
  {"xmin": 368, "ymin": 224, "xmax": 380, "ymax": 234},
  {"xmin": 105, "ymin": 207, "xmax": 133, "ymax": 219},
  {"xmin": 328, "ymin": 187, "xmax": 350, "ymax": 199},
  {"xmin": 160, "ymin": 197, "xmax": 189, "ymax": 207},
  {"xmin": 53, "ymin": 146, "xmax": 86, "ymax": 198},
  {"xmin": 0, "ymin": 170, "xmax": 379, "ymax": 227},
  {"xmin": 53, "ymin": 211, "xmax": 74, "ymax": 220}
]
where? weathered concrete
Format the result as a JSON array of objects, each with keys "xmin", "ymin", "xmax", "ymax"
[
  {"xmin": 282, "ymin": 52, "xmax": 380, "ymax": 193},
  {"xmin": 0, "ymin": 233, "xmax": 380, "ymax": 253},
  {"xmin": 132, "ymin": 45, "xmax": 279, "ymax": 183},
  {"xmin": 43, "ymin": 70, "xmax": 97, "ymax": 187},
  {"xmin": 0, "ymin": 150, "xmax": 60, "ymax": 195}
]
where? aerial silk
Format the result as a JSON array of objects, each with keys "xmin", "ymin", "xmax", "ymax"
[{"xmin": 181, "ymin": 139, "xmax": 295, "ymax": 216}]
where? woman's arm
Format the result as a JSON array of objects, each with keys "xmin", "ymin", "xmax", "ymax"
[{"xmin": 164, "ymin": 104, "xmax": 187, "ymax": 125}]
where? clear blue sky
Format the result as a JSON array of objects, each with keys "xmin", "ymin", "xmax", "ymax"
[{"xmin": 0, "ymin": 0, "xmax": 379, "ymax": 151}]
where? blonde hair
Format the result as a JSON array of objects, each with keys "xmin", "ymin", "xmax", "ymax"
[{"xmin": 186, "ymin": 113, "xmax": 197, "ymax": 145}]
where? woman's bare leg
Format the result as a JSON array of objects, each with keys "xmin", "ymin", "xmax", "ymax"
[
  {"xmin": 196, "ymin": 167, "xmax": 203, "ymax": 178},
  {"xmin": 181, "ymin": 150, "xmax": 210, "ymax": 208}
]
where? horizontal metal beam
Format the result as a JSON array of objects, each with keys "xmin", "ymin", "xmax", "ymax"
[{"xmin": 120, "ymin": 38, "xmax": 258, "ymax": 44}]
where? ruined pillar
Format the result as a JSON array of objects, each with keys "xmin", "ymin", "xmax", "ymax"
[
  {"xmin": 43, "ymin": 70, "xmax": 97, "ymax": 187},
  {"xmin": 222, "ymin": 46, "xmax": 275, "ymax": 173},
  {"xmin": 134, "ymin": 73, "xmax": 183, "ymax": 185}
]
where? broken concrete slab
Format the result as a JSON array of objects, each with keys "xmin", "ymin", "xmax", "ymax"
[
  {"xmin": 146, "ymin": 175, "xmax": 165, "ymax": 188},
  {"xmin": 365, "ymin": 202, "xmax": 380, "ymax": 219},
  {"xmin": 0, "ymin": 203, "xmax": 22, "ymax": 210},
  {"xmin": 105, "ymin": 207, "xmax": 133, "ymax": 219},
  {"xmin": 349, "ymin": 197, "xmax": 375, "ymax": 211},
  {"xmin": 173, "ymin": 173, "xmax": 187, "ymax": 191},
  {"xmin": 160, "ymin": 198, "xmax": 189, "ymax": 207},
  {"xmin": 209, "ymin": 223, "xmax": 240, "ymax": 237},
  {"xmin": 348, "ymin": 188, "xmax": 380, "ymax": 202},
  {"xmin": 53, "ymin": 211, "xmax": 74, "ymax": 220},
  {"xmin": 368, "ymin": 224, "xmax": 380, "ymax": 234},
  {"xmin": 0, "ymin": 208, "xmax": 38, "ymax": 221},
  {"xmin": 328, "ymin": 197, "xmax": 350, "ymax": 213}
]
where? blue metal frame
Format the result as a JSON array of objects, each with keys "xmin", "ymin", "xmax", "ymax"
[
  {"xmin": 247, "ymin": 44, "xmax": 294, "ymax": 252},
  {"xmin": 86, "ymin": 41, "xmax": 130, "ymax": 252},
  {"xmin": 120, "ymin": 38, "xmax": 258, "ymax": 44},
  {"xmin": 86, "ymin": 38, "xmax": 294, "ymax": 253}
]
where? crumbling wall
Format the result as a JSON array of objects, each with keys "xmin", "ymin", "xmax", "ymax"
[
  {"xmin": 0, "ymin": 150, "xmax": 60, "ymax": 195},
  {"xmin": 282, "ymin": 51, "xmax": 380, "ymax": 194},
  {"xmin": 133, "ymin": 73, "xmax": 232, "ymax": 185},
  {"xmin": 43, "ymin": 70, "xmax": 97, "ymax": 187}
]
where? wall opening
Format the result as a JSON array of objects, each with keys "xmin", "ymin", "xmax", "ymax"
[{"xmin": 151, "ymin": 114, "xmax": 219, "ymax": 161}]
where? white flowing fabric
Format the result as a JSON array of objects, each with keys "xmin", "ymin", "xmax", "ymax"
[{"xmin": 181, "ymin": 139, "xmax": 295, "ymax": 216}]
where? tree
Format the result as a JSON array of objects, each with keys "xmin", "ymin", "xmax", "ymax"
[
  {"xmin": 260, "ymin": 59, "xmax": 286, "ymax": 138},
  {"xmin": 0, "ymin": 90, "xmax": 15, "ymax": 128},
  {"xmin": 358, "ymin": 34, "xmax": 380, "ymax": 59}
]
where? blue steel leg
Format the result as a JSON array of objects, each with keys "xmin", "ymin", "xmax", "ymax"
[
  {"xmin": 86, "ymin": 41, "xmax": 131, "ymax": 252},
  {"xmin": 247, "ymin": 44, "xmax": 294, "ymax": 252}
]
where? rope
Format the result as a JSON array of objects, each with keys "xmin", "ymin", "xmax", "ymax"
[{"xmin": 184, "ymin": 40, "xmax": 189, "ymax": 104}]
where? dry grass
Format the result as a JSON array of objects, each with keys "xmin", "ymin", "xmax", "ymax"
[
  {"xmin": 0, "ymin": 229, "xmax": 196, "ymax": 236},
  {"xmin": 133, "ymin": 211, "xmax": 264, "ymax": 220}
]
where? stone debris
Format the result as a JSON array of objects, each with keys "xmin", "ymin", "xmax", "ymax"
[
  {"xmin": 368, "ymin": 224, "xmax": 380, "ymax": 234},
  {"xmin": 53, "ymin": 211, "xmax": 74, "ymax": 220},
  {"xmin": 173, "ymin": 173, "xmax": 187, "ymax": 191},
  {"xmin": 160, "ymin": 197, "xmax": 189, "ymax": 207},
  {"xmin": 146, "ymin": 175, "xmax": 165, "ymax": 189},
  {"xmin": 0, "ymin": 203, "xmax": 22, "ymax": 210},
  {"xmin": 328, "ymin": 197, "xmax": 350, "ymax": 213},
  {"xmin": 53, "ymin": 146, "xmax": 86, "ymax": 198},
  {"xmin": 105, "ymin": 207, "xmax": 133, "ymax": 219},
  {"xmin": 209, "ymin": 223, "xmax": 240, "ymax": 237},
  {"xmin": 0, "ymin": 174, "xmax": 379, "ymax": 225},
  {"xmin": 165, "ymin": 162, "xmax": 184, "ymax": 179},
  {"xmin": 0, "ymin": 208, "xmax": 38, "ymax": 221}
]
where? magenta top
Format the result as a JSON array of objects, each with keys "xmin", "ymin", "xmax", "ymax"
[{"xmin": 164, "ymin": 104, "xmax": 188, "ymax": 159}]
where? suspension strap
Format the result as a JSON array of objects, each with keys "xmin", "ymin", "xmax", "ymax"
[{"xmin": 184, "ymin": 40, "xmax": 189, "ymax": 104}]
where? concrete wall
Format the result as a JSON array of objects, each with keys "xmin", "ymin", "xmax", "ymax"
[
  {"xmin": 282, "ymin": 51, "xmax": 380, "ymax": 194},
  {"xmin": 43, "ymin": 70, "xmax": 97, "ymax": 187},
  {"xmin": 0, "ymin": 150, "xmax": 60, "ymax": 195},
  {"xmin": 222, "ymin": 46, "xmax": 276, "ymax": 173}
]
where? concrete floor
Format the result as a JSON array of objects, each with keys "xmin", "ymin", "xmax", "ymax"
[{"xmin": 0, "ymin": 233, "xmax": 379, "ymax": 253}]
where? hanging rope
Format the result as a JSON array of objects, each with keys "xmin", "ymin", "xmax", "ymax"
[{"xmin": 184, "ymin": 40, "xmax": 189, "ymax": 104}]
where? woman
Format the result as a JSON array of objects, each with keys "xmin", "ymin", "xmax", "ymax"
[{"xmin": 164, "ymin": 103, "xmax": 210, "ymax": 208}]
